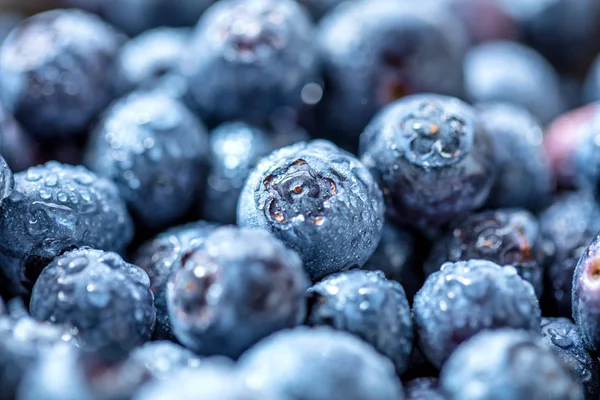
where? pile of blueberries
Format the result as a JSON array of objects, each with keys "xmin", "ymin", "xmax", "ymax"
[{"xmin": 3, "ymin": 0, "xmax": 600, "ymax": 399}]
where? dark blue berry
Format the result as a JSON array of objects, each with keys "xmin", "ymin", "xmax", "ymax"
[
  {"xmin": 477, "ymin": 103, "xmax": 553, "ymax": 211},
  {"xmin": 316, "ymin": 0, "xmax": 466, "ymax": 144},
  {"xmin": 441, "ymin": 329, "xmax": 584, "ymax": 400},
  {"xmin": 0, "ymin": 9, "xmax": 122, "ymax": 139},
  {"xmin": 572, "ymin": 233, "xmax": 600, "ymax": 355},
  {"xmin": 359, "ymin": 94, "xmax": 496, "ymax": 231},
  {"xmin": 167, "ymin": 226, "xmax": 309, "ymax": 358},
  {"xmin": 133, "ymin": 221, "xmax": 218, "ymax": 341},
  {"xmin": 463, "ymin": 41, "xmax": 564, "ymax": 124},
  {"xmin": 0, "ymin": 162, "xmax": 133, "ymax": 297},
  {"xmin": 0, "ymin": 312, "xmax": 77, "ymax": 399},
  {"xmin": 29, "ymin": 248, "xmax": 156, "ymax": 357},
  {"xmin": 182, "ymin": 0, "xmax": 319, "ymax": 127},
  {"xmin": 114, "ymin": 28, "xmax": 191, "ymax": 96},
  {"xmin": 239, "ymin": 327, "xmax": 404, "ymax": 400},
  {"xmin": 238, "ymin": 140, "xmax": 384, "ymax": 281},
  {"xmin": 572, "ymin": 110, "xmax": 600, "ymax": 196},
  {"xmin": 425, "ymin": 208, "xmax": 547, "ymax": 297},
  {"xmin": 405, "ymin": 377, "xmax": 444, "ymax": 400},
  {"xmin": 204, "ymin": 122, "xmax": 272, "ymax": 224},
  {"xmin": 413, "ymin": 259, "xmax": 541, "ymax": 368},
  {"xmin": 306, "ymin": 270, "xmax": 414, "ymax": 374},
  {"xmin": 0, "ymin": 102, "xmax": 38, "ymax": 172},
  {"xmin": 542, "ymin": 317, "xmax": 600, "ymax": 399},
  {"xmin": 540, "ymin": 192, "xmax": 600, "ymax": 317},
  {"xmin": 134, "ymin": 362, "xmax": 280, "ymax": 400},
  {"xmin": 84, "ymin": 92, "xmax": 209, "ymax": 230},
  {"xmin": 362, "ymin": 222, "xmax": 422, "ymax": 301}
]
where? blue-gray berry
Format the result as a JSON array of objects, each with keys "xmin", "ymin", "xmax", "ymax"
[
  {"xmin": 239, "ymin": 327, "xmax": 404, "ymax": 400},
  {"xmin": 441, "ymin": 329, "xmax": 584, "ymax": 400},
  {"xmin": 238, "ymin": 140, "xmax": 384, "ymax": 281},
  {"xmin": 306, "ymin": 270, "xmax": 414, "ymax": 374},
  {"xmin": 30, "ymin": 248, "xmax": 156, "ymax": 357},
  {"xmin": 167, "ymin": 226, "xmax": 309, "ymax": 358},
  {"xmin": 0, "ymin": 162, "xmax": 133, "ymax": 297},
  {"xmin": 413, "ymin": 259, "xmax": 541, "ymax": 368},
  {"xmin": 134, "ymin": 221, "xmax": 218, "ymax": 340},
  {"xmin": 84, "ymin": 92, "xmax": 209, "ymax": 230}
]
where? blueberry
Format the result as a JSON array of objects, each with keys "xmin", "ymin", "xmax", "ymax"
[
  {"xmin": 17, "ymin": 343, "xmax": 151, "ymax": 400},
  {"xmin": 362, "ymin": 222, "xmax": 423, "ymax": 301},
  {"xmin": 477, "ymin": 103, "xmax": 553, "ymax": 211},
  {"xmin": 0, "ymin": 155, "xmax": 13, "ymax": 204},
  {"xmin": 405, "ymin": 377, "xmax": 444, "ymax": 400},
  {"xmin": 498, "ymin": 0, "xmax": 600, "ymax": 76},
  {"xmin": 541, "ymin": 317, "xmax": 600, "ymax": 399},
  {"xmin": 134, "ymin": 362, "xmax": 282, "ymax": 400},
  {"xmin": 585, "ymin": 56, "xmax": 600, "ymax": 102},
  {"xmin": 204, "ymin": 122, "xmax": 272, "ymax": 224},
  {"xmin": 306, "ymin": 270, "xmax": 414, "ymax": 374},
  {"xmin": 0, "ymin": 162, "xmax": 133, "ymax": 297},
  {"xmin": 540, "ymin": 192, "xmax": 600, "ymax": 317},
  {"xmin": 0, "ymin": 312, "xmax": 77, "ymax": 399},
  {"xmin": 440, "ymin": 329, "xmax": 584, "ymax": 400},
  {"xmin": 84, "ymin": 92, "xmax": 209, "ymax": 230},
  {"xmin": 572, "ymin": 110, "xmax": 600, "ymax": 196},
  {"xmin": 167, "ymin": 226, "xmax": 309, "ymax": 358},
  {"xmin": 359, "ymin": 94, "xmax": 496, "ymax": 231},
  {"xmin": 129, "ymin": 341, "xmax": 201, "ymax": 379},
  {"xmin": 67, "ymin": 0, "xmax": 214, "ymax": 36},
  {"xmin": 29, "ymin": 248, "xmax": 156, "ymax": 357},
  {"xmin": 425, "ymin": 208, "xmax": 547, "ymax": 297},
  {"xmin": 239, "ymin": 327, "xmax": 404, "ymax": 400},
  {"xmin": 544, "ymin": 104, "xmax": 599, "ymax": 189},
  {"xmin": 0, "ymin": 9, "xmax": 122, "ymax": 139},
  {"xmin": 572, "ymin": 232, "xmax": 600, "ymax": 355},
  {"xmin": 134, "ymin": 221, "xmax": 218, "ymax": 341},
  {"xmin": 315, "ymin": 0, "xmax": 466, "ymax": 144},
  {"xmin": 182, "ymin": 0, "xmax": 318, "ymax": 127},
  {"xmin": 463, "ymin": 41, "xmax": 565, "ymax": 124},
  {"xmin": 0, "ymin": 102, "xmax": 38, "ymax": 172},
  {"xmin": 114, "ymin": 28, "xmax": 190, "ymax": 96},
  {"xmin": 413, "ymin": 259, "xmax": 541, "ymax": 368},
  {"xmin": 238, "ymin": 140, "xmax": 384, "ymax": 281}
]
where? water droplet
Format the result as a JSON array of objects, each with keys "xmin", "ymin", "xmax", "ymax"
[
  {"xmin": 44, "ymin": 174, "xmax": 58, "ymax": 187},
  {"xmin": 86, "ymin": 283, "xmax": 110, "ymax": 307},
  {"xmin": 359, "ymin": 301, "xmax": 370, "ymax": 310},
  {"xmin": 67, "ymin": 256, "xmax": 89, "ymax": 273},
  {"xmin": 57, "ymin": 192, "xmax": 68, "ymax": 202},
  {"xmin": 58, "ymin": 291, "xmax": 74, "ymax": 304},
  {"xmin": 39, "ymin": 189, "xmax": 52, "ymax": 200}
]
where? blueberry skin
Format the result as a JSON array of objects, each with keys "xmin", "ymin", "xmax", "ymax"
[
  {"xmin": 134, "ymin": 363, "xmax": 283, "ymax": 400},
  {"xmin": 296, "ymin": 0, "xmax": 351, "ymax": 20},
  {"xmin": 359, "ymin": 94, "xmax": 496, "ymax": 231},
  {"xmin": 540, "ymin": 192, "xmax": 600, "ymax": 317},
  {"xmin": 413, "ymin": 260, "xmax": 541, "ymax": 368},
  {"xmin": 0, "ymin": 155, "xmax": 13, "ymax": 205},
  {"xmin": 133, "ymin": 221, "xmax": 218, "ymax": 341},
  {"xmin": 239, "ymin": 327, "xmax": 404, "ymax": 400},
  {"xmin": 463, "ymin": 41, "xmax": 564, "ymax": 124},
  {"xmin": 238, "ymin": 140, "xmax": 385, "ymax": 281},
  {"xmin": 572, "ymin": 233, "xmax": 600, "ymax": 355},
  {"xmin": 204, "ymin": 122, "xmax": 272, "ymax": 224},
  {"xmin": 85, "ymin": 92, "xmax": 209, "ymax": 230},
  {"xmin": 477, "ymin": 103, "xmax": 552, "ymax": 211},
  {"xmin": 0, "ymin": 313, "xmax": 77, "ymax": 400},
  {"xmin": 114, "ymin": 28, "xmax": 190, "ymax": 96},
  {"xmin": 17, "ymin": 343, "xmax": 151, "ymax": 400},
  {"xmin": 425, "ymin": 208, "xmax": 547, "ymax": 297},
  {"xmin": 29, "ymin": 248, "xmax": 156, "ymax": 357},
  {"xmin": 0, "ymin": 162, "xmax": 133, "ymax": 297},
  {"xmin": 572, "ymin": 110, "xmax": 600, "ymax": 196},
  {"xmin": 306, "ymin": 270, "xmax": 414, "ymax": 374},
  {"xmin": 362, "ymin": 222, "xmax": 422, "ymax": 301},
  {"xmin": 405, "ymin": 378, "xmax": 444, "ymax": 400},
  {"xmin": 316, "ymin": 0, "xmax": 466, "ymax": 143},
  {"xmin": 167, "ymin": 227, "xmax": 309, "ymax": 358},
  {"xmin": 66, "ymin": 0, "xmax": 214, "ymax": 36},
  {"xmin": 0, "ymin": 10, "xmax": 122, "ymax": 139},
  {"xmin": 182, "ymin": 0, "xmax": 318, "ymax": 127},
  {"xmin": 0, "ymin": 103, "xmax": 38, "ymax": 173},
  {"xmin": 129, "ymin": 341, "xmax": 201, "ymax": 380},
  {"xmin": 541, "ymin": 317, "xmax": 600, "ymax": 399},
  {"xmin": 441, "ymin": 329, "xmax": 584, "ymax": 400}
]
